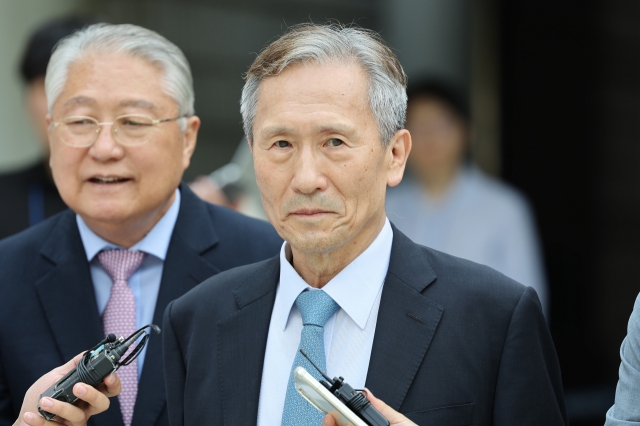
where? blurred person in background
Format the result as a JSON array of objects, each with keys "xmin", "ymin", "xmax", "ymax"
[
  {"xmin": 0, "ymin": 17, "xmax": 96, "ymax": 240},
  {"xmin": 188, "ymin": 137, "xmax": 267, "ymax": 220},
  {"xmin": 385, "ymin": 79, "xmax": 549, "ymax": 315}
]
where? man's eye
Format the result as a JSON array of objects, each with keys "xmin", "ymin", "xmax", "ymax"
[
  {"xmin": 275, "ymin": 140, "xmax": 291, "ymax": 148},
  {"xmin": 121, "ymin": 119, "xmax": 151, "ymax": 127},
  {"xmin": 327, "ymin": 138, "xmax": 344, "ymax": 147},
  {"xmin": 67, "ymin": 119, "xmax": 94, "ymax": 126}
]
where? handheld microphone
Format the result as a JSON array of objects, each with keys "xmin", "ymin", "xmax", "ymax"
[
  {"xmin": 298, "ymin": 349, "xmax": 389, "ymax": 426},
  {"xmin": 38, "ymin": 324, "xmax": 160, "ymax": 421}
]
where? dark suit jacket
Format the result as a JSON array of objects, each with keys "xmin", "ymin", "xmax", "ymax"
[
  {"xmin": 0, "ymin": 161, "xmax": 67, "ymax": 240},
  {"xmin": 0, "ymin": 184, "xmax": 282, "ymax": 426},
  {"xmin": 163, "ymin": 225, "xmax": 567, "ymax": 426}
]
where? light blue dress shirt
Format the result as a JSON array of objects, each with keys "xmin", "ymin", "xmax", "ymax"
[
  {"xmin": 605, "ymin": 292, "xmax": 640, "ymax": 425},
  {"xmin": 76, "ymin": 189, "xmax": 181, "ymax": 378},
  {"xmin": 386, "ymin": 165, "xmax": 548, "ymax": 315},
  {"xmin": 256, "ymin": 219, "xmax": 393, "ymax": 426}
]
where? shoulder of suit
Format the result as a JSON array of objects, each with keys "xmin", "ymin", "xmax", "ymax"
[
  {"xmin": 411, "ymin": 243, "xmax": 546, "ymax": 327},
  {"xmin": 0, "ymin": 212, "xmax": 75, "ymax": 289},
  {"xmin": 169, "ymin": 256, "xmax": 278, "ymax": 315},
  {"xmin": 417, "ymin": 243, "xmax": 528, "ymax": 302},
  {"xmin": 202, "ymin": 202, "xmax": 283, "ymax": 247},
  {"xmin": 0, "ymin": 210, "xmax": 71, "ymax": 255}
]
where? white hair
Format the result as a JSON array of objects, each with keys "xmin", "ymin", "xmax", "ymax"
[
  {"xmin": 45, "ymin": 23, "xmax": 194, "ymax": 124},
  {"xmin": 240, "ymin": 23, "xmax": 407, "ymax": 146}
]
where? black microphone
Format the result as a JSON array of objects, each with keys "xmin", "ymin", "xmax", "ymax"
[
  {"xmin": 38, "ymin": 324, "xmax": 160, "ymax": 421},
  {"xmin": 299, "ymin": 349, "xmax": 389, "ymax": 426}
]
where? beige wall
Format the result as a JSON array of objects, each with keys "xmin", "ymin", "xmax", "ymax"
[{"xmin": 0, "ymin": 0, "xmax": 80, "ymax": 172}]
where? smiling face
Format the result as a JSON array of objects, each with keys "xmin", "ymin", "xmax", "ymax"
[
  {"xmin": 251, "ymin": 62, "xmax": 409, "ymax": 262},
  {"xmin": 47, "ymin": 52, "xmax": 199, "ymax": 246}
]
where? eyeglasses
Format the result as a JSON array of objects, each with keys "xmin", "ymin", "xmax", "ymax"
[{"xmin": 51, "ymin": 114, "xmax": 186, "ymax": 147}]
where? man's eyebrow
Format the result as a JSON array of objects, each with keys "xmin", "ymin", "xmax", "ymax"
[
  {"xmin": 316, "ymin": 124, "xmax": 355, "ymax": 135},
  {"xmin": 261, "ymin": 126, "xmax": 294, "ymax": 138},
  {"xmin": 118, "ymin": 99, "xmax": 157, "ymax": 109},
  {"xmin": 62, "ymin": 97, "xmax": 157, "ymax": 110},
  {"xmin": 261, "ymin": 124, "xmax": 356, "ymax": 138},
  {"xmin": 63, "ymin": 96, "xmax": 96, "ymax": 107}
]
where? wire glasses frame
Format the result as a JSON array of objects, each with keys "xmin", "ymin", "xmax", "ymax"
[{"xmin": 51, "ymin": 114, "xmax": 187, "ymax": 147}]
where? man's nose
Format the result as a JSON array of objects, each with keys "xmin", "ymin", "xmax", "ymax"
[
  {"xmin": 291, "ymin": 148, "xmax": 328, "ymax": 194},
  {"xmin": 89, "ymin": 124, "xmax": 125, "ymax": 161}
]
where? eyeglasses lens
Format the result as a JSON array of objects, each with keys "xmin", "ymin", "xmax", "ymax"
[
  {"xmin": 59, "ymin": 117, "xmax": 98, "ymax": 147},
  {"xmin": 58, "ymin": 115, "xmax": 155, "ymax": 147},
  {"xmin": 115, "ymin": 115, "xmax": 154, "ymax": 145}
]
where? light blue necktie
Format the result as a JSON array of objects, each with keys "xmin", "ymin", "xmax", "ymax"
[{"xmin": 281, "ymin": 290, "xmax": 340, "ymax": 426}]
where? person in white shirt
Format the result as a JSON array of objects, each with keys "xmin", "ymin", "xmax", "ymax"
[{"xmin": 386, "ymin": 79, "xmax": 548, "ymax": 315}]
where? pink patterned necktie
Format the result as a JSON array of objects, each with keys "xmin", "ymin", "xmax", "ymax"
[{"xmin": 97, "ymin": 249, "xmax": 146, "ymax": 426}]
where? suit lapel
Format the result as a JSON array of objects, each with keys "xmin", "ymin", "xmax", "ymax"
[
  {"xmin": 35, "ymin": 212, "xmax": 124, "ymax": 426},
  {"xmin": 134, "ymin": 185, "xmax": 220, "ymax": 426},
  {"xmin": 217, "ymin": 257, "xmax": 280, "ymax": 426},
  {"xmin": 365, "ymin": 226, "xmax": 443, "ymax": 411}
]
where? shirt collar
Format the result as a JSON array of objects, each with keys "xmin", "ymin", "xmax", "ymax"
[
  {"xmin": 76, "ymin": 189, "xmax": 181, "ymax": 261},
  {"xmin": 276, "ymin": 218, "xmax": 393, "ymax": 331}
]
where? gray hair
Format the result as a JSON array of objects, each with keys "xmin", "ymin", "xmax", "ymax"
[
  {"xmin": 45, "ymin": 23, "xmax": 194, "ymax": 120},
  {"xmin": 240, "ymin": 23, "xmax": 407, "ymax": 146}
]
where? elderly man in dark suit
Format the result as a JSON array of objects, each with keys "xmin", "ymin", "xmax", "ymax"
[
  {"xmin": 15, "ymin": 23, "xmax": 566, "ymax": 426},
  {"xmin": 162, "ymin": 23, "xmax": 566, "ymax": 426},
  {"xmin": 2, "ymin": 23, "xmax": 282, "ymax": 426}
]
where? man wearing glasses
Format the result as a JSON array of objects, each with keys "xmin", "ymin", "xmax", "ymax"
[{"xmin": 0, "ymin": 24, "xmax": 282, "ymax": 426}]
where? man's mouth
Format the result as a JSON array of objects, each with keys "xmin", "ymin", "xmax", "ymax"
[
  {"xmin": 291, "ymin": 209, "xmax": 331, "ymax": 216},
  {"xmin": 88, "ymin": 176, "xmax": 131, "ymax": 184}
]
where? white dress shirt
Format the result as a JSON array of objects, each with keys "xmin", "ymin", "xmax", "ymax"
[
  {"xmin": 76, "ymin": 189, "xmax": 180, "ymax": 378},
  {"xmin": 256, "ymin": 219, "xmax": 393, "ymax": 426}
]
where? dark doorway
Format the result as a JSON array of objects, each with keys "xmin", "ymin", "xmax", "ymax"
[{"xmin": 501, "ymin": 2, "xmax": 640, "ymax": 424}]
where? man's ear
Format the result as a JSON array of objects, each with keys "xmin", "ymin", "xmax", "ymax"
[
  {"xmin": 45, "ymin": 114, "xmax": 51, "ymax": 137},
  {"xmin": 46, "ymin": 114, "xmax": 53, "ymax": 167},
  {"xmin": 386, "ymin": 129, "xmax": 411, "ymax": 188},
  {"xmin": 181, "ymin": 115, "xmax": 201, "ymax": 170},
  {"xmin": 247, "ymin": 136, "xmax": 253, "ymax": 155}
]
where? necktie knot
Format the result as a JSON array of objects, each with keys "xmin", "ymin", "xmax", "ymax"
[
  {"xmin": 97, "ymin": 249, "xmax": 146, "ymax": 283},
  {"xmin": 295, "ymin": 290, "xmax": 339, "ymax": 327}
]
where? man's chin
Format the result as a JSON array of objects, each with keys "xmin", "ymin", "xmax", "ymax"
[
  {"xmin": 286, "ymin": 212, "xmax": 336, "ymax": 226},
  {"xmin": 76, "ymin": 206, "xmax": 133, "ymax": 227},
  {"xmin": 277, "ymin": 217, "xmax": 352, "ymax": 254},
  {"xmin": 285, "ymin": 232, "xmax": 344, "ymax": 256}
]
